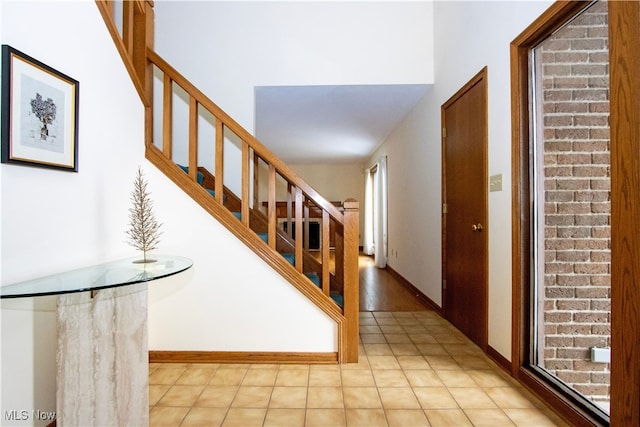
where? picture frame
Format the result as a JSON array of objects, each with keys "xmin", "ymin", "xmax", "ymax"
[{"xmin": 1, "ymin": 45, "xmax": 79, "ymax": 172}]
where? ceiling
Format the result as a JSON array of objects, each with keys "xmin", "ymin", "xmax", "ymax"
[{"xmin": 254, "ymin": 84, "xmax": 430, "ymax": 164}]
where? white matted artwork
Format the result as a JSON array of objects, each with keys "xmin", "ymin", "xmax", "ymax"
[{"xmin": 1, "ymin": 44, "xmax": 79, "ymax": 171}]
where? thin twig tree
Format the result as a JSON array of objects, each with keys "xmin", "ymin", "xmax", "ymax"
[{"xmin": 126, "ymin": 166, "xmax": 162, "ymax": 262}]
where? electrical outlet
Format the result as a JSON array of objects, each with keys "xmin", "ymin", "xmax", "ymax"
[
  {"xmin": 591, "ymin": 347, "xmax": 611, "ymax": 363},
  {"xmin": 490, "ymin": 174, "xmax": 503, "ymax": 192}
]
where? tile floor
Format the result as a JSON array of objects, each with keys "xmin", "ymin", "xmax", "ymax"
[{"xmin": 149, "ymin": 311, "xmax": 568, "ymax": 426}]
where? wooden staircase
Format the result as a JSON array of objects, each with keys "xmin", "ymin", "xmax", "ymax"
[{"xmin": 96, "ymin": 0, "xmax": 359, "ymax": 363}]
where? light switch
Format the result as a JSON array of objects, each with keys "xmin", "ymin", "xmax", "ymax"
[{"xmin": 490, "ymin": 174, "xmax": 502, "ymax": 192}]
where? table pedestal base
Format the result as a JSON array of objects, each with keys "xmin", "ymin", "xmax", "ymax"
[{"xmin": 56, "ymin": 284, "xmax": 148, "ymax": 426}]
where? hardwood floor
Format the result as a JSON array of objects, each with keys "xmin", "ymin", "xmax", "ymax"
[{"xmin": 359, "ymin": 254, "xmax": 430, "ymax": 312}]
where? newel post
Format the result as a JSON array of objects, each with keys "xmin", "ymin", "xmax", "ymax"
[{"xmin": 342, "ymin": 199, "xmax": 359, "ymax": 363}]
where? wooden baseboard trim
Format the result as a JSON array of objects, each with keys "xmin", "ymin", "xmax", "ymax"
[
  {"xmin": 385, "ymin": 265, "xmax": 443, "ymax": 315},
  {"xmin": 150, "ymin": 351, "xmax": 339, "ymax": 365},
  {"xmin": 487, "ymin": 345, "xmax": 512, "ymax": 374}
]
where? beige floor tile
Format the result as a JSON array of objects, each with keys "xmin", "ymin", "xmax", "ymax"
[
  {"xmin": 380, "ymin": 325, "xmax": 406, "ymax": 334},
  {"xmin": 503, "ymin": 408, "xmax": 559, "ymax": 426},
  {"xmin": 361, "ymin": 325, "xmax": 383, "ymax": 334},
  {"xmin": 275, "ymin": 368, "xmax": 309, "ymax": 386},
  {"xmin": 384, "ymin": 333, "xmax": 413, "ymax": 343},
  {"xmin": 466, "ymin": 370, "xmax": 512, "ymax": 387},
  {"xmin": 401, "ymin": 323, "xmax": 428, "ymax": 332},
  {"xmin": 305, "ymin": 408, "xmax": 346, "ymax": 426},
  {"xmin": 416, "ymin": 344, "xmax": 449, "ymax": 356},
  {"xmin": 157, "ymin": 385, "xmax": 205, "ymax": 407},
  {"xmin": 396, "ymin": 356, "xmax": 431, "ymax": 370},
  {"xmin": 486, "ymin": 387, "xmax": 537, "ymax": 409},
  {"xmin": 391, "ymin": 343, "xmax": 421, "ymax": 356},
  {"xmin": 269, "ymin": 386, "xmax": 307, "ymax": 408},
  {"xmin": 341, "ymin": 355, "xmax": 371, "ymax": 370},
  {"xmin": 413, "ymin": 387, "xmax": 459, "ymax": 409},
  {"xmin": 149, "ymin": 384, "xmax": 170, "ymax": 406},
  {"xmin": 373, "ymin": 369, "xmax": 410, "ymax": 387},
  {"xmin": 345, "ymin": 408, "xmax": 388, "ymax": 426},
  {"xmin": 148, "ymin": 312, "xmax": 565, "ymax": 427},
  {"xmin": 241, "ymin": 368, "xmax": 277, "ymax": 386},
  {"xmin": 209, "ymin": 368, "xmax": 247, "ymax": 386},
  {"xmin": 378, "ymin": 387, "xmax": 421, "ymax": 409},
  {"xmin": 385, "ymin": 409, "xmax": 430, "ymax": 427},
  {"xmin": 463, "ymin": 408, "xmax": 515, "ymax": 426},
  {"xmin": 176, "ymin": 367, "xmax": 217, "ymax": 385},
  {"xmin": 180, "ymin": 407, "xmax": 227, "ymax": 426},
  {"xmin": 368, "ymin": 355, "xmax": 401, "ymax": 369},
  {"xmin": 341, "ymin": 369, "xmax": 376, "ymax": 387},
  {"xmin": 407, "ymin": 332, "xmax": 435, "ymax": 342},
  {"xmin": 263, "ymin": 408, "xmax": 306, "ymax": 427},
  {"xmin": 452, "ymin": 355, "xmax": 492, "ymax": 370},
  {"xmin": 362, "ymin": 333, "xmax": 388, "ymax": 344},
  {"xmin": 149, "ymin": 367, "xmax": 187, "ymax": 385},
  {"xmin": 149, "ymin": 405, "xmax": 189, "ymax": 426},
  {"xmin": 221, "ymin": 408, "xmax": 266, "ymax": 426},
  {"xmin": 231, "ymin": 386, "xmax": 272, "ymax": 408},
  {"xmin": 343, "ymin": 387, "xmax": 383, "ymax": 408},
  {"xmin": 405, "ymin": 370, "xmax": 444, "ymax": 387},
  {"xmin": 309, "ymin": 368, "xmax": 342, "ymax": 386},
  {"xmin": 279, "ymin": 364, "xmax": 310, "ymax": 370},
  {"xmin": 425, "ymin": 356, "xmax": 461, "ymax": 370},
  {"xmin": 448, "ymin": 387, "xmax": 497, "ymax": 409},
  {"xmin": 376, "ymin": 318, "xmax": 400, "ymax": 326},
  {"xmin": 308, "ymin": 386, "xmax": 344, "ymax": 408},
  {"xmin": 424, "ymin": 409, "xmax": 472, "ymax": 426},
  {"xmin": 435, "ymin": 370, "xmax": 477, "ymax": 387},
  {"xmin": 365, "ymin": 343, "xmax": 394, "ymax": 355},
  {"xmin": 194, "ymin": 386, "xmax": 238, "ymax": 407}
]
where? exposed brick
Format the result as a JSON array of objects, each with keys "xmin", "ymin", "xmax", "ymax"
[
  {"xmin": 538, "ymin": 4, "xmax": 610, "ymax": 405},
  {"xmin": 556, "ymin": 299, "xmax": 589, "ymax": 310},
  {"xmin": 573, "ymin": 311, "xmax": 609, "ymax": 323},
  {"xmin": 557, "ymin": 371, "xmax": 591, "ymax": 383},
  {"xmin": 574, "ymin": 336, "xmax": 609, "ymax": 348},
  {"xmin": 557, "ymin": 324, "xmax": 592, "ymax": 335},
  {"xmin": 544, "ymin": 360, "xmax": 574, "ymax": 371},
  {"xmin": 574, "ymin": 263, "xmax": 609, "ymax": 274}
]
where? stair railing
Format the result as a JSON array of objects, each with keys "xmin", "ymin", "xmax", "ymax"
[{"xmin": 96, "ymin": 0, "xmax": 359, "ymax": 363}]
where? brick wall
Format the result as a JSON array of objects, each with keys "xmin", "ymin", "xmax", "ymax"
[{"xmin": 538, "ymin": 0, "xmax": 610, "ymax": 409}]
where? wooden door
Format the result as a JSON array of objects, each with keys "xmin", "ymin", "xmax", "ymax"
[{"xmin": 442, "ymin": 68, "xmax": 488, "ymax": 349}]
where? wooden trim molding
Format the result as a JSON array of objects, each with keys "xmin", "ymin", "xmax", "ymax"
[
  {"xmin": 487, "ymin": 346, "xmax": 512, "ymax": 374},
  {"xmin": 385, "ymin": 265, "xmax": 442, "ymax": 315},
  {"xmin": 150, "ymin": 351, "xmax": 338, "ymax": 365},
  {"xmin": 609, "ymin": 1, "xmax": 640, "ymax": 425}
]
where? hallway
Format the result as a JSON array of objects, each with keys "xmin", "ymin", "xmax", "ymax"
[{"xmin": 148, "ymin": 256, "xmax": 567, "ymax": 426}]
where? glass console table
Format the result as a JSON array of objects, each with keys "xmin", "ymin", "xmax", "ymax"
[
  {"xmin": 0, "ymin": 254, "xmax": 192, "ymax": 299},
  {"xmin": 1, "ymin": 255, "xmax": 193, "ymax": 427}
]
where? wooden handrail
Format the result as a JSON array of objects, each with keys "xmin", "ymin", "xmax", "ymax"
[
  {"xmin": 97, "ymin": 1, "xmax": 359, "ymax": 362},
  {"xmin": 146, "ymin": 49, "xmax": 345, "ymax": 222}
]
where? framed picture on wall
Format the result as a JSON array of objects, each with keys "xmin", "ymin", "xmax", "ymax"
[{"xmin": 1, "ymin": 45, "xmax": 79, "ymax": 172}]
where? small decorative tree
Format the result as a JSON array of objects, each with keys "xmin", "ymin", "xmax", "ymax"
[{"xmin": 126, "ymin": 167, "xmax": 162, "ymax": 263}]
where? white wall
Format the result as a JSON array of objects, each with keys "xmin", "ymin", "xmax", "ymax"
[
  {"xmin": 367, "ymin": 0, "xmax": 553, "ymax": 361},
  {"xmin": 291, "ymin": 163, "xmax": 366, "ymax": 244},
  {"xmin": 1, "ymin": 2, "xmax": 337, "ymax": 424},
  {"xmin": 1, "ymin": 2, "xmax": 145, "ymax": 424},
  {"xmin": 153, "ymin": 1, "xmax": 434, "ymax": 133}
]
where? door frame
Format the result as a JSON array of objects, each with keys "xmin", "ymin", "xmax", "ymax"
[{"xmin": 441, "ymin": 67, "xmax": 489, "ymax": 350}]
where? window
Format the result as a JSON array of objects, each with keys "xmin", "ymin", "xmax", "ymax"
[{"xmin": 512, "ymin": 1, "xmax": 611, "ymax": 425}]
